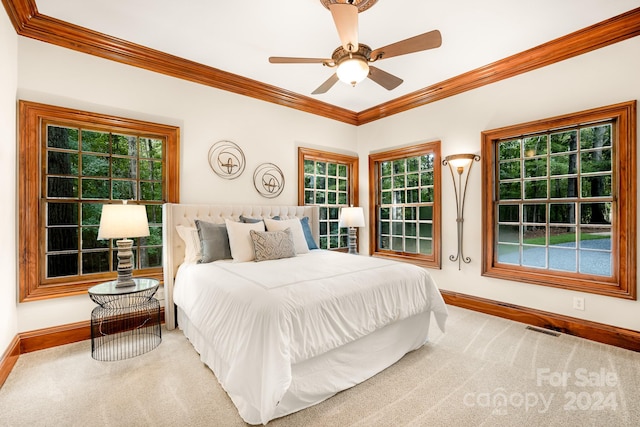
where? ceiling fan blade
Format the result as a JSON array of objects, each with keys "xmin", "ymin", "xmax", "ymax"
[
  {"xmin": 368, "ymin": 66, "xmax": 403, "ymax": 91},
  {"xmin": 329, "ymin": 3, "xmax": 359, "ymax": 52},
  {"xmin": 312, "ymin": 73, "xmax": 340, "ymax": 95},
  {"xmin": 269, "ymin": 57, "xmax": 329, "ymax": 64},
  {"xmin": 370, "ymin": 29, "xmax": 442, "ymax": 61}
]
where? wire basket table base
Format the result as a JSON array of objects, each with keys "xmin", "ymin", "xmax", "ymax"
[{"xmin": 90, "ymin": 298, "xmax": 161, "ymax": 361}]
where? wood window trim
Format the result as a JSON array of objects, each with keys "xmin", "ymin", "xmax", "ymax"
[
  {"xmin": 481, "ymin": 101, "xmax": 636, "ymax": 299},
  {"xmin": 368, "ymin": 141, "xmax": 442, "ymax": 268},
  {"xmin": 297, "ymin": 147, "xmax": 359, "ymax": 252},
  {"xmin": 297, "ymin": 147, "xmax": 359, "ymax": 206},
  {"xmin": 18, "ymin": 100, "xmax": 180, "ymax": 302}
]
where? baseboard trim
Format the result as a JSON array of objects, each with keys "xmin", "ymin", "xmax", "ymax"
[
  {"xmin": 0, "ymin": 335, "xmax": 20, "ymax": 388},
  {"xmin": 441, "ymin": 290, "xmax": 640, "ymax": 352},
  {"xmin": 19, "ymin": 321, "xmax": 91, "ymax": 354},
  {"xmin": 19, "ymin": 308, "xmax": 166, "ymax": 354},
  {"xmin": 0, "ymin": 308, "xmax": 165, "ymax": 388}
]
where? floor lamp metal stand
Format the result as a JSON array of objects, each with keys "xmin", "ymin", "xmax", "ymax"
[{"xmin": 443, "ymin": 154, "xmax": 480, "ymax": 269}]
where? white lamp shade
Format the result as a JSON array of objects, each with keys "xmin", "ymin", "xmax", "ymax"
[
  {"xmin": 336, "ymin": 58, "xmax": 369, "ymax": 86},
  {"xmin": 445, "ymin": 153, "xmax": 476, "ymax": 170},
  {"xmin": 98, "ymin": 202, "xmax": 150, "ymax": 239},
  {"xmin": 339, "ymin": 207, "xmax": 365, "ymax": 228}
]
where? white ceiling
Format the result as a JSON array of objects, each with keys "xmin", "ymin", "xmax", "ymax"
[{"xmin": 36, "ymin": 0, "xmax": 640, "ymax": 112}]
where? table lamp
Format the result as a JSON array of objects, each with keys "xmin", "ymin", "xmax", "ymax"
[
  {"xmin": 339, "ymin": 206, "xmax": 365, "ymax": 255},
  {"xmin": 98, "ymin": 200, "xmax": 150, "ymax": 287}
]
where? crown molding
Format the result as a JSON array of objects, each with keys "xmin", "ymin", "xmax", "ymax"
[
  {"xmin": 1, "ymin": 0, "xmax": 359, "ymax": 125},
  {"xmin": 358, "ymin": 7, "xmax": 640, "ymax": 124},
  {"xmin": 2, "ymin": 1, "xmax": 639, "ymax": 125}
]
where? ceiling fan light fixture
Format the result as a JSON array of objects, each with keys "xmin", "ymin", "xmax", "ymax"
[
  {"xmin": 320, "ymin": 0, "xmax": 378, "ymax": 13},
  {"xmin": 336, "ymin": 57, "xmax": 369, "ymax": 87}
]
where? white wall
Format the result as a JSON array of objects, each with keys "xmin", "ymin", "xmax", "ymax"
[
  {"xmin": 358, "ymin": 36, "xmax": 640, "ymax": 331},
  {"xmin": 11, "ymin": 30, "xmax": 640, "ymax": 335},
  {"xmin": 16, "ymin": 37, "xmax": 357, "ymax": 332},
  {"xmin": 0, "ymin": 5, "xmax": 18, "ymax": 354}
]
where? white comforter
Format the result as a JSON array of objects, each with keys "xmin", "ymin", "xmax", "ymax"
[{"xmin": 173, "ymin": 250, "xmax": 447, "ymax": 424}]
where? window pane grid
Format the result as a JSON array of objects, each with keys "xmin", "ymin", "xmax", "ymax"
[
  {"xmin": 303, "ymin": 158, "xmax": 351, "ymax": 250},
  {"xmin": 44, "ymin": 124, "xmax": 165, "ymax": 279},
  {"xmin": 378, "ymin": 154, "xmax": 435, "ymax": 256},
  {"xmin": 370, "ymin": 141, "xmax": 440, "ymax": 267},
  {"xmin": 496, "ymin": 122, "xmax": 613, "ymax": 276}
]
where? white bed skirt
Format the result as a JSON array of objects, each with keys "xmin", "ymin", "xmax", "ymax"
[{"xmin": 177, "ymin": 307, "xmax": 433, "ymax": 424}]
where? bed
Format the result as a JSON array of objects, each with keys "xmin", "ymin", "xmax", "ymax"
[{"xmin": 162, "ymin": 204, "xmax": 448, "ymax": 425}]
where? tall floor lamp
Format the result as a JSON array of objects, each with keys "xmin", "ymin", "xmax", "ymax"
[
  {"xmin": 98, "ymin": 200, "xmax": 150, "ymax": 287},
  {"xmin": 339, "ymin": 206, "xmax": 365, "ymax": 255},
  {"xmin": 443, "ymin": 153, "xmax": 480, "ymax": 270}
]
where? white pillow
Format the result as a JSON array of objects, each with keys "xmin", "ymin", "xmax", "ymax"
[
  {"xmin": 264, "ymin": 218, "xmax": 309, "ymax": 254},
  {"xmin": 224, "ymin": 219, "xmax": 266, "ymax": 262},
  {"xmin": 175, "ymin": 225, "xmax": 202, "ymax": 263}
]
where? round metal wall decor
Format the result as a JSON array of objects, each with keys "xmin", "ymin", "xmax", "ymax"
[
  {"xmin": 208, "ymin": 140, "xmax": 246, "ymax": 180},
  {"xmin": 253, "ymin": 163, "xmax": 285, "ymax": 198}
]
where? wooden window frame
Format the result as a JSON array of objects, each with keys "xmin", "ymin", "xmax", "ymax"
[
  {"xmin": 481, "ymin": 101, "xmax": 636, "ymax": 299},
  {"xmin": 368, "ymin": 141, "xmax": 442, "ymax": 268},
  {"xmin": 297, "ymin": 147, "xmax": 359, "ymax": 251},
  {"xmin": 19, "ymin": 100, "xmax": 180, "ymax": 302}
]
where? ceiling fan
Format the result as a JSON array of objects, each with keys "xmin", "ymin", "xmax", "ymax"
[{"xmin": 268, "ymin": 0, "xmax": 442, "ymax": 95}]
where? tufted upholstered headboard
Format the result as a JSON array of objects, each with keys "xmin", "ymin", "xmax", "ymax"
[{"xmin": 162, "ymin": 203, "xmax": 320, "ymax": 330}]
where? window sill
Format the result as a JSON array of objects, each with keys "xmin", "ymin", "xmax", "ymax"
[
  {"xmin": 21, "ymin": 271, "xmax": 164, "ymax": 302},
  {"xmin": 482, "ymin": 264, "xmax": 634, "ymax": 300}
]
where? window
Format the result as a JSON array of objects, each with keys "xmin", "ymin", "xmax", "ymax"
[
  {"xmin": 298, "ymin": 147, "xmax": 359, "ymax": 250},
  {"xmin": 481, "ymin": 101, "xmax": 636, "ymax": 299},
  {"xmin": 19, "ymin": 101, "xmax": 180, "ymax": 301},
  {"xmin": 368, "ymin": 141, "xmax": 441, "ymax": 268}
]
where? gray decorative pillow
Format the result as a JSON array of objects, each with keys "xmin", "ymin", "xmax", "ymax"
[
  {"xmin": 195, "ymin": 220, "xmax": 232, "ymax": 263},
  {"xmin": 240, "ymin": 215, "xmax": 280, "ymax": 223},
  {"xmin": 239, "ymin": 215, "xmax": 263, "ymax": 224},
  {"xmin": 249, "ymin": 228, "xmax": 296, "ymax": 262}
]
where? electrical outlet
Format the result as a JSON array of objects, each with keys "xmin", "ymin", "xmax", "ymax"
[{"xmin": 573, "ymin": 296, "xmax": 585, "ymax": 311}]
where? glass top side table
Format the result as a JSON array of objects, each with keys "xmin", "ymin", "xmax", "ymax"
[
  {"xmin": 88, "ymin": 277, "xmax": 161, "ymax": 361},
  {"xmin": 89, "ymin": 277, "xmax": 159, "ymax": 308}
]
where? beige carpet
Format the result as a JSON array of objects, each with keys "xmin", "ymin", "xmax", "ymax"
[{"xmin": 1, "ymin": 305, "xmax": 639, "ymax": 426}]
